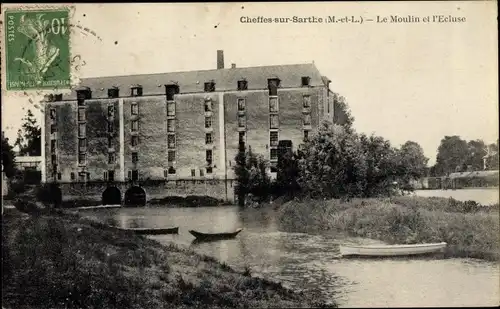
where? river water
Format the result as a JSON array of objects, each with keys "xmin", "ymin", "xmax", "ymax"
[{"xmin": 79, "ymin": 205, "xmax": 499, "ymax": 307}]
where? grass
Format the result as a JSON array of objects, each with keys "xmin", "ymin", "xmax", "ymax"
[
  {"xmin": 278, "ymin": 196, "xmax": 500, "ymax": 261},
  {"xmin": 2, "ymin": 207, "xmax": 336, "ymax": 309}
]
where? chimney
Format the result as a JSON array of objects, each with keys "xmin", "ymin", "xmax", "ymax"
[
  {"xmin": 217, "ymin": 50, "xmax": 224, "ymax": 69},
  {"xmin": 231, "ymin": 63, "xmax": 236, "ymax": 69}
]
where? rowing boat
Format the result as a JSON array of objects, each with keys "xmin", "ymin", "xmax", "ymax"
[
  {"xmin": 189, "ymin": 228, "xmax": 243, "ymax": 241},
  {"xmin": 339, "ymin": 242, "xmax": 447, "ymax": 257},
  {"xmin": 117, "ymin": 226, "xmax": 179, "ymax": 235}
]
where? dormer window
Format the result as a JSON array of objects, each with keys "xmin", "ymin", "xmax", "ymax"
[
  {"xmin": 204, "ymin": 81, "xmax": 216, "ymax": 92},
  {"xmin": 301, "ymin": 76, "xmax": 310, "ymax": 87},
  {"xmin": 108, "ymin": 87, "xmax": 119, "ymax": 98},
  {"xmin": 237, "ymin": 80, "xmax": 248, "ymax": 91},
  {"xmin": 54, "ymin": 94, "xmax": 63, "ymax": 101},
  {"xmin": 165, "ymin": 84, "xmax": 179, "ymax": 101},
  {"xmin": 268, "ymin": 78, "xmax": 280, "ymax": 96},
  {"xmin": 76, "ymin": 87, "xmax": 92, "ymax": 104},
  {"xmin": 131, "ymin": 85, "xmax": 143, "ymax": 97}
]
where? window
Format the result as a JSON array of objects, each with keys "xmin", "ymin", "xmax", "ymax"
[
  {"xmin": 206, "ymin": 166, "xmax": 213, "ymax": 174},
  {"xmin": 168, "ymin": 166, "xmax": 176, "ymax": 174},
  {"xmin": 303, "ymin": 95, "xmax": 311, "ymax": 108},
  {"xmin": 200, "ymin": 169, "xmax": 205, "ymax": 177},
  {"xmin": 270, "ymin": 166, "xmax": 278, "ymax": 173},
  {"xmin": 77, "ymin": 89, "xmax": 91, "ymax": 101},
  {"xmin": 108, "ymin": 105, "xmax": 115, "ymax": 117},
  {"xmin": 132, "ymin": 152, "xmax": 138, "ymax": 163},
  {"xmin": 131, "ymin": 170, "xmax": 139, "ymax": 181},
  {"xmin": 78, "ymin": 123, "xmax": 86, "ymax": 137},
  {"xmin": 57, "ymin": 173, "xmax": 62, "ymax": 180},
  {"xmin": 237, "ymin": 98, "xmax": 245, "ymax": 111},
  {"xmin": 237, "ymin": 80, "xmax": 248, "ymax": 91},
  {"xmin": 238, "ymin": 115, "xmax": 246, "ymax": 128},
  {"xmin": 168, "ymin": 134, "xmax": 176, "ymax": 149},
  {"xmin": 131, "ymin": 135, "xmax": 139, "ymax": 147},
  {"xmin": 204, "ymin": 99, "xmax": 212, "ymax": 112},
  {"xmin": 301, "ymin": 76, "xmax": 310, "ymax": 86},
  {"xmin": 165, "ymin": 84, "xmax": 179, "ymax": 101},
  {"xmin": 50, "ymin": 108, "xmax": 56, "ymax": 120},
  {"xmin": 191, "ymin": 169, "xmax": 196, "ymax": 177},
  {"xmin": 205, "ymin": 133, "xmax": 212, "ymax": 144},
  {"xmin": 239, "ymin": 132, "xmax": 245, "ymax": 144},
  {"xmin": 131, "ymin": 103, "xmax": 139, "ymax": 115},
  {"xmin": 328, "ymin": 101, "xmax": 330, "ymax": 113},
  {"xmin": 167, "ymin": 102, "xmax": 176, "ymax": 116},
  {"xmin": 131, "ymin": 120, "xmax": 139, "ymax": 132},
  {"xmin": 51, "ymin": 124, "xmax": 57, "ymax": 134},
  {"xmin": 205, "ymin": 116, "xmax": 212, "ymax": 128},
  {"xmin": 270, "ymin": 114, "xmax": 279, "ymax": 129},
  {"xmin": 108, "ymin": 171, "xmax": 115, "ymax": 182},
  {"xmin": 51, "ymin": 154, "xmax": 57, "ymax": 165},
  {"xmin": 54, "ymin": 94, "xmax": 63, "ymax": 101},
  {"xmin": 51, "ymin": 140, "xmax": 56, "ymax": 153},
  {"xmin": 168, "ymin": 151, "xmax": 175, "ymax": 162},
  {"xmin": 108, "ymin": 152, "xmax": 115, "ymax": 164},
  {"xmin": 304, "ymin": 130, "xmax": 309, "ymax": 141},
  {"xmin": 131, "ymin": 86, "xmax": 143, "ymax": 97},
  {"xmin": 78, "ymin": 153, "xmax": 86, "ymax": 165},
  {"xmin": 108, "ymin": 87, "xmax": 119, "ymax": 98},
  {"xmin": 108, "ymin": 137, "xmax": 113, "ymax": 148},
  {"xmin": 268, "ymin": 78, "xmax": 280, "ymax": 96},
  {"xmin": 303, "ymin": 113, "xmax": 311, "ymax": 126},
  {"xmin": 71, "ymin": 172, "xmax": 75, "ymax": 180},
  {"xmin": 270, "ymin": 131, "xmax": 279, "ymax": 147},
  {"xmin": 204, "ymin": 81, "xmax": 215, "ymax": 92},
  {"xmin": 108, "ymin": 121, "xmax": 114, "ymax": 133},
  {"xmin": 270, "ymin": 148, "xmax": 278, "ymax": 161},
  {"xmin": 78, "ymin": 138, "xmax": 87, "ymax": 152},
  {"xmin": 269, "ymin": 97, "xmax": 278, "ymax": 112},
  {"xmin": 206, "ymin": 149, "xmax": 213, "ymax": 165},
  {"xmin": 167, "ymin": 119, "xmax": 175, "ymax": 132},
  {"xmin": 79, "ymin": 172, "xmax": 86, "ymax": 182}
]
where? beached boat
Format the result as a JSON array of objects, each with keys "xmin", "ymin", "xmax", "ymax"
[
  {"xmin": 339, "ymin": 242, "xmax": 447, "ymax": 257},
  {"xmin": 117, "ymin": 226, "xmax": 179, "ymax": 235},
  {"xmin": 189, "ymin": 228, "xmax": 243, "ymax": 241}
]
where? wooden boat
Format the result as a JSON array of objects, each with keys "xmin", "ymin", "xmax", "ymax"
[
  {"xmin": 117, "ymin": 226, "xmax": 179, "ymax": 235},
  {"xmin": 339, "ymin": 242, "xmax": 447, "ymax": 257},
  {"xmin": 189, "ymin": 228, "xmax": 243, "ymax": 241}
]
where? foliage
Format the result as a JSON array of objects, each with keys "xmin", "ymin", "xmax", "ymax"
[
  {"xmin": 434, "ymin": 136, "xmax": 469, "ymax": 175},
  {"xmin": 485, "ymin": 140, "xmax": 499, "ymax": 170},
  {"xmin": 332, "ymin": 93, "xmax": 354, "ymax": 132},
  {"xmin": 465, "ymin": 139, "xmax": 487, "ymax": 171},
  {"xmin": 397, "ymin": 141, "xmax": 429, "ymax": 189},
  {"xmin": 297, "ymin": 122, "xmax": 367, "ymax": 198},
  {"xmin": 274, "ymin": 146, "xmax": 301, "ymax": 198},
  {"xmin": 15, "ymin": 109, "xmax": 41, "ymax": 156},
  {"xmin": 233, "ymin": 145, "xmax": 272, "ymax": 206},
  {"xmin": 1, "ymin": 132, "xmax": 17, "ymax": 178}
]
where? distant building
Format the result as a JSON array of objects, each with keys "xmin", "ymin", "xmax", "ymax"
[
  {"xmin": 41, "ymin": 50, "xmax": 343, "ymax": 205},
  {"xmin": 443, "ymin": 170, "xmax": 499, "ymax": 189},
  {"xmin": 14, "ymin": 155, "xmax": 42, "ymax": 184}
]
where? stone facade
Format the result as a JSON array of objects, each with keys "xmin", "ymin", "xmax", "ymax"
[{"xmin": 41, "ymin": 52, "xmax": 337, "ymax": 204}]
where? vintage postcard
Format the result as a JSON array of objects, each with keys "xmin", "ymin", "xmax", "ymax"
[{"xmin": 1, "ymin": 2, "xmax": 498, "ymax": 308}]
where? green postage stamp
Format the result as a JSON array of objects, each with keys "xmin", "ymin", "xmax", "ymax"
[{"xmin": 4, "ymin": 8, "xmax": 71, "ymax": 90}]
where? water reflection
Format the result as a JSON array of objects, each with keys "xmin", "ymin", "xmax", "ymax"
[{"xmin": 78, "ymin": 205, "xmax": 500, "ymax": 307}]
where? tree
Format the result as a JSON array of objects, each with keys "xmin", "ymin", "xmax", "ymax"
[
  {"xmin": 332, "ymin": 93, "xmax": 355, "ymax": 133},
  {"xmin": 465, "ymin": 139, "xmax": 487, "ymax": 171},
  {"xmin": 297, "ymin": 121, "xmax": 367, "ymax": 199},
  {"xmin": 397, "ymin": 141, "xmax": 429, "ymax": 189},
  {"xmin": 485, "ymin": 139, "xmax": 499, "ymax": 170},
  {"xmin": 1, "ymin": 132, "xmax": 17, "ymax": 178},
  {"xmin": 15, "ymin": 109, "xmax": 41, "ymax": 156},
  {"xmin": 434, "ymin": 136, "xmax": 469, "ymax": 176},
  {"xmin": 274, "ymin": 146, "xmax": 301, "ymax": 198},
  {"xmin": 233, "ymin": 144, "xmax": 271, "ymax": 206}
]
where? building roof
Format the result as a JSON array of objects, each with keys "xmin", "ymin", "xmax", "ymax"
[
  {"xmin": 59, "ymin": 63, "xmax": 327, "ymax": 100},
  {"xmin": 448, "ymin": 170, "xmax": 499, "ymax": 179}
]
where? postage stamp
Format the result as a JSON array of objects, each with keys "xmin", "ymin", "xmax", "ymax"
[{"xmin": 4, "ymin": 8, "xmax": 71, "ymax": 90}]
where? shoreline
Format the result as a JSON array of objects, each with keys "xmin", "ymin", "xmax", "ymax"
[{"xmin": 2, "ymin": 207, "xmax": 335, "ymax": 309}]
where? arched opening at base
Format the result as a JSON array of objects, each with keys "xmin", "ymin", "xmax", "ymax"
[
  {"xmin": 124, "ymin": 186, "xmax": 146, "ymax": 206},
  {"xmin": 102, "ymin": 187, "xmax": 121, "ymax": 205}
]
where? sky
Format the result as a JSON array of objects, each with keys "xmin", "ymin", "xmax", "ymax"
[{"xmin": 2, "ymin": 2, "xmax": 498, "ymax": 165}]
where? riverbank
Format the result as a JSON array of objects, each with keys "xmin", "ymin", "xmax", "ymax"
[
  {"xmin": 277, "ymin": 196, "xmax": 499, "ymax": 261},
  {"xmin": 2, "ymin": 208, "xmax": 335, "ymax": 309}
]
